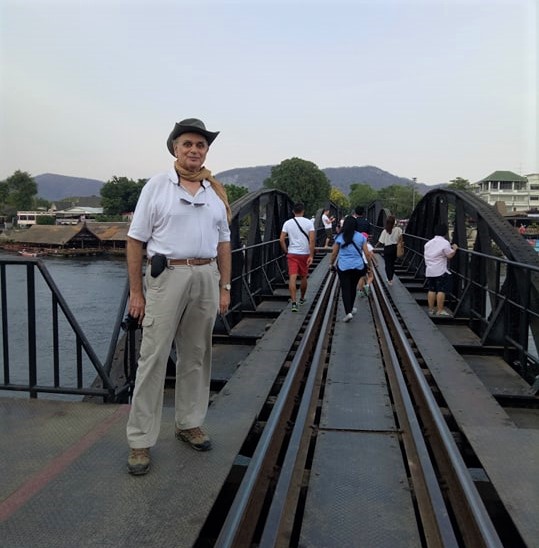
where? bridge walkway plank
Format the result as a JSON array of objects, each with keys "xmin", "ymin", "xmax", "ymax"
[{"xmin": 301, "ymin": 293, "xmax": 422, "ymax": 547}]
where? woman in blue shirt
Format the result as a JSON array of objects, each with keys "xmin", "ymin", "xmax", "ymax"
[{"xmin": 329, "ymin": 216, "xmax": 369, "ymax": 322}]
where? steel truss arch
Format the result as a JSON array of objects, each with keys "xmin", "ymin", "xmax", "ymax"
[
  {"xmin": 403, "ymin": 189, "xmax": 539, "ymax": 384},
  {"xmin": 215, "ymin": 189, "xmax": 294, "ymax": 333}
]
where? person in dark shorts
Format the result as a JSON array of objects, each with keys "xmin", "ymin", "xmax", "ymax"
[
  {"xmin": 424, "ymin": 223, "xmax": 458, "ymax": 316},
  {"xmin": 322, "ymin": 208, "xmax": 335, "ymax": 247}
]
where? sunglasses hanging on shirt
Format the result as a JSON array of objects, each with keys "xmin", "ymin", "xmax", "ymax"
[{"xmin": 180, "ymin": 197, "xmax": 206, "ymax": 207}]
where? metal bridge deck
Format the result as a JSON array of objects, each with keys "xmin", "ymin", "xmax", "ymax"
[
  {"xmin": 300, "ymin": 297, "xmax": 421, "ymax": 547},
  {"xmin": 1, "ymin": 258, "xmax": 539, "ymax": 547}
]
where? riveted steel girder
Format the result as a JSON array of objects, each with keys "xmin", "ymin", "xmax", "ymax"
[{"xmin": 402, "ymin": 189, "xmax": 539, "ymax": 382}]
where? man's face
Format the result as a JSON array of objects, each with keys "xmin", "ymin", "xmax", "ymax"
[{"xmin": 174, "ymin": 132, "xmax": 209, "ymax": 172}]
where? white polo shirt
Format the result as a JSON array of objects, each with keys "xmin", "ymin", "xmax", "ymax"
[
  {"xmin": 128, "ymin": 169, "xmax": 230, "ymax": 259},
  {"xmin": 281, "ymin": 216, "xmax": 314, "ymax": 255},
  {"xmin": 424, "ymin": 235, "xmax": 453, "ymax": 277}
]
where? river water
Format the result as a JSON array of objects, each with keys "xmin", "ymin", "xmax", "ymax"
[{"xmin": 0, "ymin": 250, "xmax": 128, "ymax": 396}]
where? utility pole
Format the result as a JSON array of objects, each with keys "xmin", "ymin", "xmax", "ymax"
[{"xmin": 412, "ymin": 177, "xmax": 417, "ymax": 211}]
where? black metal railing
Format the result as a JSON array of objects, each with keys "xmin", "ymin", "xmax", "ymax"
[
  {"xmin": 397, "ymin": 232, "xmax": 539, "ymax": 384},
  {"xmin": 0, "ymin": 190, "xmax": 297, "ymax": 401},
  {"xmin": 0, "ymin": 256, "xmax": 121, "ymax": 400},
  {"xmin": 0, "ymin": 239, "xmax": 290, "ymax": 401}
]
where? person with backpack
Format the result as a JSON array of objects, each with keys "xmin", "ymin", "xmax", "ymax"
[
  {"xmin": 280, "ymin": 202, "xmax": 315, "ymax": 312},
  {"xmin": 354, "ymin": 206, "xmax": 372, "ymax": 235}
]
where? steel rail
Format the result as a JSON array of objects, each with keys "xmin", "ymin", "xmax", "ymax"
[
  {"xmin": 372, "ymin": 270, "xmax": 503, "ymax": 547},
  {"xmin": 258, "ymin": 273, "xmax": 339, "ymax": 547},
  {"xmin": 214, "ymin": 272, "xmax": 335, "ymax": 548},
  {"xmin": 369, "ymin": 271, "xmax": 459, "ymax": 547}
]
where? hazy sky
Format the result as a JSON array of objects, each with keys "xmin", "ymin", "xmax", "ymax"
[{"xmin": 1, "ymin": 0, "xmax": 537, "ymax": 187}]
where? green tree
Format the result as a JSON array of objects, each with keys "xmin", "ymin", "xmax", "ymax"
[
  {"xmin": 0, "ymin": 181, "xmax": 9, "ymax": 211},
  {"xmin": 447, "ymin": 177, "xmax": 471, "ymax": 191},
  {"xmin": 100, "ymin": 176, "xmax": 146, "ymax": 215},
  {"xmin": 225, "ymin": 184, "xmax": 249, "ymax": 204},
  {"xmin": 36, "ymin": 215, "xmax": 56, "ymax": 225},
  {"xmin": 348, "ymin": 183, "xmax": 378, "ymax": 209},
  {"xmin": 33, "ymin": 197, "xmax": 51, "ymax": 210},
  {"xmin": 378, "ymin": 185, "xmax": 415, "ymax": 219},
  {"xmin": 263, "ymin": 157, "xmax": 330, "ymax": 215},
  {"xmin": 330, "ymin": 187, "xmax": 350, "ymax": 211},
  {"xmin": 2, "ymin": 170, "xmax": 38, "ymax": 210}
]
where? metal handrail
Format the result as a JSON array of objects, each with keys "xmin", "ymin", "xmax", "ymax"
[
  {"xmin": 395, "ymin": 232, "xmax": 539, "ymax": 383},
  {"xmin": 0, "ymin": 236, "xmax": 289, "ymax": 401},
  {"xmin": 0, "ymin": 257, "xmax": 117, "ymax": 400}
]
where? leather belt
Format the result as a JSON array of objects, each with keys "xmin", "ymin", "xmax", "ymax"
[{"xmin": 168, "ymin": 258, "xmax": 215, "ymax": 266}]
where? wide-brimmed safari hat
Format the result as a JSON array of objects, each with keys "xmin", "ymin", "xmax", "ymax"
[{"xmin": 167, "ymin": 118, "xmax": 220, "ymax": 155}]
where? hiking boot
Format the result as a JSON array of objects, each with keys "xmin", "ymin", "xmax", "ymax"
[
  {"xmin": 127, "ymin": 447, "xmax": 150, "ymax": 475},
  {"xmin": 291, "ymin": 302, "xmax": 298, "ymax": 312},
  {"xmin": 175, "ymin": 427, "xmax": 212, "ymax": 451}
]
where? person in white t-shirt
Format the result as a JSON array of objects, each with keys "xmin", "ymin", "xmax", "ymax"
[
  {"xmin": 376, "ymin": 215, "xmax": 403, "ymax": 285},
  {"xmin": 280, "ymin": 202, "xmax": 315, "ymax": 312},
  {"xmin": 424, "ymin": 223, "xmax": 458, "ymax": 316},
  {"xmin": 321, "ymin": 208, "xmax": 335, "ymax": 247}
]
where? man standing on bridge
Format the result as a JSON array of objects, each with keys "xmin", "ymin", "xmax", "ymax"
[
  {"xmin": 280, "ymin": 202, "xmax": 315, "ymax": 312},
  {"xmin": 125, "ymin": 118, "xmax": 232, "ymax": 475},
  {"xmin": 424, "ymin": 223, "xmax": 458, "ymax": 317}
]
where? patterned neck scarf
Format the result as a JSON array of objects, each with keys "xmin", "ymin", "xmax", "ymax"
[{"xmin": 174, "ymin": 160, "xmax": 231, "ymax": 222}]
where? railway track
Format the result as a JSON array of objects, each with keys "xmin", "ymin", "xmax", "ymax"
[{"xmin": 190, "ymin": 256, "xmax": 531, "ymax": 547}]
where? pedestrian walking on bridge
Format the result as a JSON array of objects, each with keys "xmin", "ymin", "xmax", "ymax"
[
  {"xmin": 330, "ymin": 216, "xmax": 369, "ymax": 322},
  {"xmin": 280, "ymin": 202, "xmax": 315, "ymax": 312},
  {"xmin": 376, "ymin": 215, "xmax": 403, "ymax": 285}
]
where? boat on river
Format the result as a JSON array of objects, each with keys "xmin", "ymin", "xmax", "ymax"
[{"xmin": 18, "ymin": 249, "xmax": 47, "ymax": 258}]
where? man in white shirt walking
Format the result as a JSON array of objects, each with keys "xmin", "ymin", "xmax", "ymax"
[
  {"xmin": 280, "ymin": 203, "xmax": 315, "ymax": 312},
  {"xmin": 424, "ymin": 223, "xmax": 458, "ymax": 316}
]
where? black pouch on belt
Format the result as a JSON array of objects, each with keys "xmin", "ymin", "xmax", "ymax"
[{"xmin": 150, "ymin": 253, "xmax": 168, "ymax": 278}]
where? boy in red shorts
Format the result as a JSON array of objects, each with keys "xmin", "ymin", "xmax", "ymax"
[{"xmin": 279, "ymin": 203, "xmax": 315, "ymax": 311}]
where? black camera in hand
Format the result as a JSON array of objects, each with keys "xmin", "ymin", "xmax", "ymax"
[{"xmin": 122, "ymin": 313, "xmax": 140, "ymax": 331}]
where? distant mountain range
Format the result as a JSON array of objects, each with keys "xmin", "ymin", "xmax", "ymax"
[
  {"xmin": 214, "ymin": 164, "xmax": 432, "ymax": 195},
  {"xmin": 35, "ymin": 166, "xmax": 433, "ymax": 201},
  {"xmin": 35, "ymin": 173, "xmax": 105, "ymax": 202}
]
